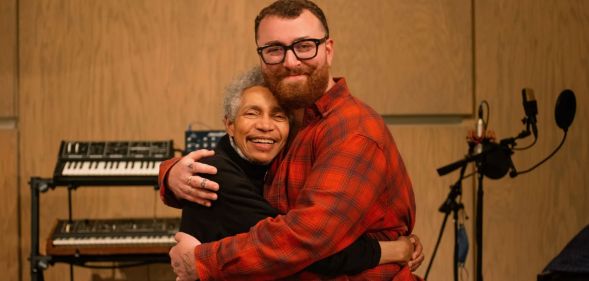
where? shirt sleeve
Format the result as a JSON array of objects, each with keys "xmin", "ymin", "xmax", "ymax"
[
  {"xmin": 193, "ymin": 135, "xmax": 407, "ymax": 280},
  {"xmin": 158, "ymin": 157, "xmax": 182, "ymax": 209},
  {"xmin": 306, "ymin": 235, "xmax": 381, "ymax": 276}
]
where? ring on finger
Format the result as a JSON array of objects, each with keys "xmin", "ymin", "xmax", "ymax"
[{"xmin": 200, "ymin": 178, "xmax": 207, "ymax": 189}]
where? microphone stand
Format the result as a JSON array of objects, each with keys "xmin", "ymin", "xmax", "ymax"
[
  {"xmin": 438, "ymin": 134, "xmax": 526, "ymax": 281},
  {"xmin": 435, "ymin": 88, "xmax": 574, "ymax": 281},
  {"xmin": 475, "ymin": 157, "xmax": 484, "ymax": 281},
  {"xmin": 426, "ymin": 159, "xmax": 467, "ymax": 281}
]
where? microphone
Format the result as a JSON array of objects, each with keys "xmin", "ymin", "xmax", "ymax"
[
  {"xmin": 472, "ymin": 101, "xmax": 512, "ymax": 179},
  {"xmin": 474, "ymin": 103, "xmax": 485, "ymax": 155},
  {"xmin": 522, "ymin": 88, "xmax": 538, "ymax": 138}
]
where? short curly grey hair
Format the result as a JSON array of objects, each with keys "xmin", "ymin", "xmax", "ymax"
[{"xmin": 224, "ymin": 66, "xmax": 267, "ymax": 122}]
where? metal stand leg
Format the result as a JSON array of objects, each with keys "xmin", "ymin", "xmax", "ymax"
[
  {"xmin": 29, "ymin": 177, "xmax": 53, "ymax": 281},
  {"xmin": 476, "ymin": 172, "xmax": 484, "ymax": 281}
]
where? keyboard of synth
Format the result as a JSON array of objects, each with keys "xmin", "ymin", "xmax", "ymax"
[
  {"xmin": 53, "ymin": 140, "xmax": 174, "ymax": 186},
  {"xmin": 46, "ymin": 218, "xmax": 180, "ymax": 256}
]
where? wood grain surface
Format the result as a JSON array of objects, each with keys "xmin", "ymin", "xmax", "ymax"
[{"xmin": 7, "ymin": 0, "xmax": 587, "ymax": 280}]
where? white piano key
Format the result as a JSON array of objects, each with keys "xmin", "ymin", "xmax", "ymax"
[
  {"xmin": 62, "ymin": 162, "xmax": 72, "ymax": 175},
  {"xmin": 53, "ymin": 234, "xmax": 175, "ymax": 246},
  {"xmin": 77, "ymin": 161, "xmax": 91, "ymax": 176}
]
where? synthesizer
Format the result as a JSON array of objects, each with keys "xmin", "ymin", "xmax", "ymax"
[
  {"xmin": 46, "ymin": 217, "xmax": 180, "ymax": 256},
  {"xmin": 52, "ymin": 140, "xmax": 174, "ymax": 186}
]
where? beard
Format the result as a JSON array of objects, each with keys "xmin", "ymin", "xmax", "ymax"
[{"xmin": 263, "ymin": 62, "xmax": 330, "ymax": 110}]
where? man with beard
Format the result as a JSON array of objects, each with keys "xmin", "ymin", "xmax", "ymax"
[{"xmin": 165, "ymin": 0, "xmax": 422, "ymax": 280}]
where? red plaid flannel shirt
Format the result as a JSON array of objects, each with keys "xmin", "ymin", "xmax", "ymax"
[{"xmin": 160, "ymin": 78, "xmax": 417, "ymax": 280}]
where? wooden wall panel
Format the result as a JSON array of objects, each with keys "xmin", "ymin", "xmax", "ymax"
[
  {"xmin": 0, "ymin": 130, "xmax": 19, "ymax": 281},
  {"xmin": 0, "ymin": 0, "xmax": 16, "ymax": 117},
  {"xmin": 476, "ymin": 0, "xmax": 589, "ymax": 279},
  {"xmin": 325, "ymin": 0, "xmax": 473, "ymax": 115},
  {"xmin": 390, "ymin": 125, "xmax": 476, "ymax": 281}
]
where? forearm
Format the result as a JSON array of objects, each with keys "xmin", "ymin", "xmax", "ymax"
[
  {"xmin": 378, "ymin": 240, "xmax": 411, "ymax": 265},
  {"xmin": 306, "ymin": 235, "xmax": 381, "ymax": 275}
]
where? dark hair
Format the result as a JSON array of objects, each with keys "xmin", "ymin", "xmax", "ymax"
[{"xmin": 254, "ymin": 0, "xmax": 329, "ymax": 41}]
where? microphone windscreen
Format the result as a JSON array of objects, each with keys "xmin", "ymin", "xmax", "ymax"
[
  {"xmin": 481, "ymin": 142, "xmax": 512, "ymax": 179},
  {"xmin": 555, "ymin": 89, "xmax": 576, "ymax": 131}
]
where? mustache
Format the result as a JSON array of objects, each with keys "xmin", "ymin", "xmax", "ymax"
[{"xmin": 277, "ymin": 68, "xmax": 309, "ymax": 78}]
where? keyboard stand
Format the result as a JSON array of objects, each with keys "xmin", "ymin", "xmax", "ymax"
[{"xmin": 29, "ymin": 177, "xmax": 168, "ymax": 281}]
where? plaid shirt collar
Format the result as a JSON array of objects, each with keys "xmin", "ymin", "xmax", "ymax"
[{"xmin": 303, "ymin": 77, "xmax": 348, "ymax": 125}]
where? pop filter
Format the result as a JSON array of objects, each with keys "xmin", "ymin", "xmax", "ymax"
[{"xmin": 555, "ymin": 89, "xmax": 576, "ymax": 131}]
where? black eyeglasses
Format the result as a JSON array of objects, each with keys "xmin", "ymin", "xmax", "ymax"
[{"xmin": 257, "ymin": 36, "xmax": 328, "ymax": 65}]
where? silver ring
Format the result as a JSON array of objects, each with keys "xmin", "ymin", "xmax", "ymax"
[
  {"xmin": 200, "ymin": 178, "xmax": 207, "ymax": 189},
  {"xmin": 186, "ymin": 175, "xmax": 193, "ymax": 185}
]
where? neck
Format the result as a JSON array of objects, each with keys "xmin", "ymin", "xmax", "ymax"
[
  {"xmin": 229, "ymin": 136, "xmax": 252, "ymax": 163},
  {"xmin": 325, "ymin": 74, "xmax": 335, "ymax": 92}
]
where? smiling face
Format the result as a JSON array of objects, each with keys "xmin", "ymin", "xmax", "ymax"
[
  {"xmin": 256, "ymin": 9, "xmax": 334, "ymax": 110},
  {"xmin": 225, "ymin": 86, "xmax": 290, "ymax": 165}
]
